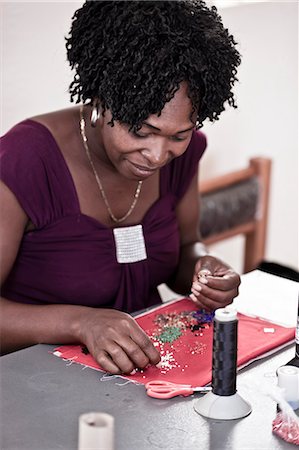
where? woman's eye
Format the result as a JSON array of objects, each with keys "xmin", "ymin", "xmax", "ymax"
[
  {"xmin": 171, "ymin": 135, "xmax": 186, "ymax": 142},
  {"xmin": 132, "ymin": 131, "xmax": 189, "ymax": 141},
  {"xmin": 133, "ymin": 131, "xmax": 149, "ymax": 138}
]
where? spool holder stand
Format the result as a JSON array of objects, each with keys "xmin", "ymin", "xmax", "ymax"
[{"xmin": 194, "ymin": 391, "xmax": 252, "ymax": 421}]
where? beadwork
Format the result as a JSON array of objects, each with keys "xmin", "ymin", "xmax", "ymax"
[{"xmin": 113, "ymin": 224, "xmax": 147, "ymax": 263}]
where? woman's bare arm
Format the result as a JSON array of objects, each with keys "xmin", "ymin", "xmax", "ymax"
[
  {"xmin": 169, "ymin": 170, "xmax": 240, "ymax": 309},
  {"xmin": 0, "ymin": 180, "xmax": 85, "ymax": 353},
  {"xmin": 0, "ymin": 180, "xmax": 160, "ymax": 371},
  {"xmin": 168, "ymin": 171, "xmax": 207, "ymax": 293}
]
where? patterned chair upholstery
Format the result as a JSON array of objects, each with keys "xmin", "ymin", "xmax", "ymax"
[{"xmin": 199, "ymin": 158, "xmax": 272, "ymax": 273}]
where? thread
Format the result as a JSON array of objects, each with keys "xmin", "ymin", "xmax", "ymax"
[
  {"xmin": 193, "ymin": 307, "xmax": 251, "ymax": 420},
  {"xmin": 287, "ymin": 297, "xmax": 299, "ymax": 368},
  {"xmin": 212, "ymin": 308, "xmax": 238, "ymax": 396}
]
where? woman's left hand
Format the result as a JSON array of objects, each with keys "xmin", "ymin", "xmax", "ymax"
[{"xmin": 189, "ymin": 255, "xmax": 241, "ymax": 310}]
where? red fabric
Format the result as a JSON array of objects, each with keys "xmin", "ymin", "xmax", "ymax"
[{"xmin": 53, "ymin": 298, "xmax": 295, "ymax": 386}]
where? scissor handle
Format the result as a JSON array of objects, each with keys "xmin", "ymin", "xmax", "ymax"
[
  {"xmin": 146, "ymin": 387, "xmax": 194, "ymax": 399},
  {"xmin": 145, "ymin": 380, "xmax": 191, "ymax": 389}
]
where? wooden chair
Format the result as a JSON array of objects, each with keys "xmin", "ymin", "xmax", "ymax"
[{"xmin": 199, "ymin": 157, "xmax": 272, "ymax": 273}]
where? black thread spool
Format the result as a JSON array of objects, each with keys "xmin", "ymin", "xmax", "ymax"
[
  {"xmin": 212, "ymin": 310, "xmax": 237, "ymax": 396},
  {"xmin": 194, "ymin": 308, "xmax": 252, "ymax": 420},
  {"xmin": 286, "ymin": 295, "xmax": 299, "ymax": 368}
]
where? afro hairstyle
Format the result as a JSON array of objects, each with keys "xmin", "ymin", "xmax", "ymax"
[{"xmin": 66, "ymin": 0, "xmax": 241, "ymax": 129}]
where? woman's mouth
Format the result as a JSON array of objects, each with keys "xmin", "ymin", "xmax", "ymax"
[{"xmin": 127, "ymin": 160, "xmax": 158, "ymax": 178}]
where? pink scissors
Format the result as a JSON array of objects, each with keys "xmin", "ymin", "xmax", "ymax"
[{"xmin": 145, "ymin": 380, "xmax": 212, "ymax": 399}]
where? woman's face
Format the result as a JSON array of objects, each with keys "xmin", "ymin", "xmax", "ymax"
[{"xmin": 98, "ymin": 82, "xmax": 196, "ymax": 180}]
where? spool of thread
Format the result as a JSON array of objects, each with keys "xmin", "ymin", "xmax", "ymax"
[
  {"xmin": 287, "ymin": 297, "xmax": 299, "ymax": 367},
  {"xmin": 277, "ymin": 366, "xmax": 299, "ymax": 410},
  {"xmin": 212, "ymin": 308, "xmax": 238, "ymax": 396},
  {"xmin": 194, "ymin": 307, "xmax": 251, "ymax": 420},
  {"xmin": 78, "ymin": 412, "xmax": 114, "ymax": 450}
]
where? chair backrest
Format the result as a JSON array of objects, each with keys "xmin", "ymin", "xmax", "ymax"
[{"xmin": 199, "ymin": 157, "xmax": 272, "ymax": 273}]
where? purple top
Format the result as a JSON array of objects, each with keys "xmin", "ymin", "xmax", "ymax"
[{"xmin": 0, "ymin": 120, "xmax": 206, "ymax": 313}]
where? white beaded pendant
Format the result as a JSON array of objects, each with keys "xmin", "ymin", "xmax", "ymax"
[{"xmin": 113, "ymin": 224, "xmax": 147, "ymax": 264}]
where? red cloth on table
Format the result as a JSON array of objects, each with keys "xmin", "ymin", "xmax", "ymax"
[{"xmin": 53, "ymin": 298, "xmax": 295, "ymax": 387}]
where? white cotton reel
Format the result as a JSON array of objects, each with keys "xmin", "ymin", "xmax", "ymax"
[
  {"xmin": 277, "ymin": 365, "xmax": 299, "ymax": 410},
  {"xmin": 78, "ymin": 412, "xmax": 114, "ymax": 450}
]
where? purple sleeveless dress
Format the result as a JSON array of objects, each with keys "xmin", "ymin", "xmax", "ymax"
[{"xmin": 0, "ymin": 120, "xmax": 206, "ymax": 313}]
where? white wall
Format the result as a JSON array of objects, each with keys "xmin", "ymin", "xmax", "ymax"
[
  {"xmin": 201, "ymin": 1, "xmax": 298, "ymax": 273},
  {"xmin": 1, "ymin": 1, "xmax": 298, "ymax": 275},
  {"xmin": 1, "ymin": 1, "xmax": 80, "ymax": 128}
]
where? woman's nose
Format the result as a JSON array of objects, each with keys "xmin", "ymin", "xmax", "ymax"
[{"xmin": 141, "ymin": 138, "xmax": 169, "ymax": 168}]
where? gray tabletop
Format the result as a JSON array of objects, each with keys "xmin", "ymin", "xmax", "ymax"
[{"xmin": 0, "ymin": 343, "xmax": 296, "ymax": 450}]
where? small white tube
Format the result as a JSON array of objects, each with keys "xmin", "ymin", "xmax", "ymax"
[
  {"xmin": 277, "ymin": 366, "xmax": 299, "ymax": 410},
  {"xmin": 78, "ymin": 412, "xmax": 114, "ymax": 450}
]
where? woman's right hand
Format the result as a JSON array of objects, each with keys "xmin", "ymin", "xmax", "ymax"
[{"xmin": 76, "ymin": 308, "xmax": 160, "ymax": 374}]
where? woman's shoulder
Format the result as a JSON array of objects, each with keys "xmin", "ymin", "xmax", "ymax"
[
  {"xmin": 2, "ymin": 107, "xmax": 78, "ymax": 141},
  {"xmin": 189, "ymin": 129, "xmax": 207, "ymax": 154},
  {"xmin": 0, "ymin": 118, "xmax": 51, "ymax": 162},
  {"xmin": 174, "ymin": 129, "xmax": 207, "ymax": 169},
  {"xmin": 29, "ymin": 106, "xmax": 79, "ymax": 139},
  {"xmin": 0, "ymin": 108, "xmax": 80, "ymax": 227},
  {"xmin": 1, "ymin": 107, "xmax": 79, "ymax": 159},
  {"xmin": 162, "ymin": 129, "xmax": 207, "ymax": 201}
]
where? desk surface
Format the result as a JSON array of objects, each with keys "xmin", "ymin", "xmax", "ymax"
[{"xmin": 1, "ymin": 343, "xmax": 296, "ymax": 450}]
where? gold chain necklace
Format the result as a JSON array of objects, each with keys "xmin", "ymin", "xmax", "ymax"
[{"xmin": 79, "ymin": 106, "xmax": 143, "ymax": 223}]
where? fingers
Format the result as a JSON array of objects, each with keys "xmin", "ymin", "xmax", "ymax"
[
  {"xmin": 86, "ymin": 313, "xmax": 160, "ymax": 375},
  {"xmin": 190, "ymin": 283, "xmax": 238, "ymax": 310},
  {"xmin": 204, "ymin": 271, "xmax": 241, "ymax": 291},
  {"xmin": 189, "ymin": 293, "xmax": 207, "ymax": 309},
  {"xmin": 95, "ymin": 337, "xmax": 152, "ymax": 375},
  {"xmin": 190, "ymin": 271, "xmax": 240, "ymax": 310},
  {"xmin": 130, "ymin": 323, "xmax": 161, "ymax": 366},
  {"xmin": 190, "ymin": 292, "xmax": 220, "ymax": 311},
  {"xmin": 193, "ymin": 269, "xmax": 211, "ymax": 283},
  {"xmin": 95, "ymin": 350, "xmax": 123, "ymax": 375}
]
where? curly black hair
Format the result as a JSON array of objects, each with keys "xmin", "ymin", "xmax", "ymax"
[{"xmin": 66, "ymin": 0, "xmax": 241, "ymax": 129}]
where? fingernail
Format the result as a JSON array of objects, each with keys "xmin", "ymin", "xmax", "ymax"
[
  {"xmin": 198, "ymin": 277, "xmax": 208, "ymax": 284},
  {"xmin": 198, "ymin": 269, "xmax": 211, "ymax": 277},
  {"xmin": 192, "ymin": 284, "xmax": 201, "ymax": 292},
  {"xmin": 130, "ymin": 369, "xmax": 137, "ymax": 375}
]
